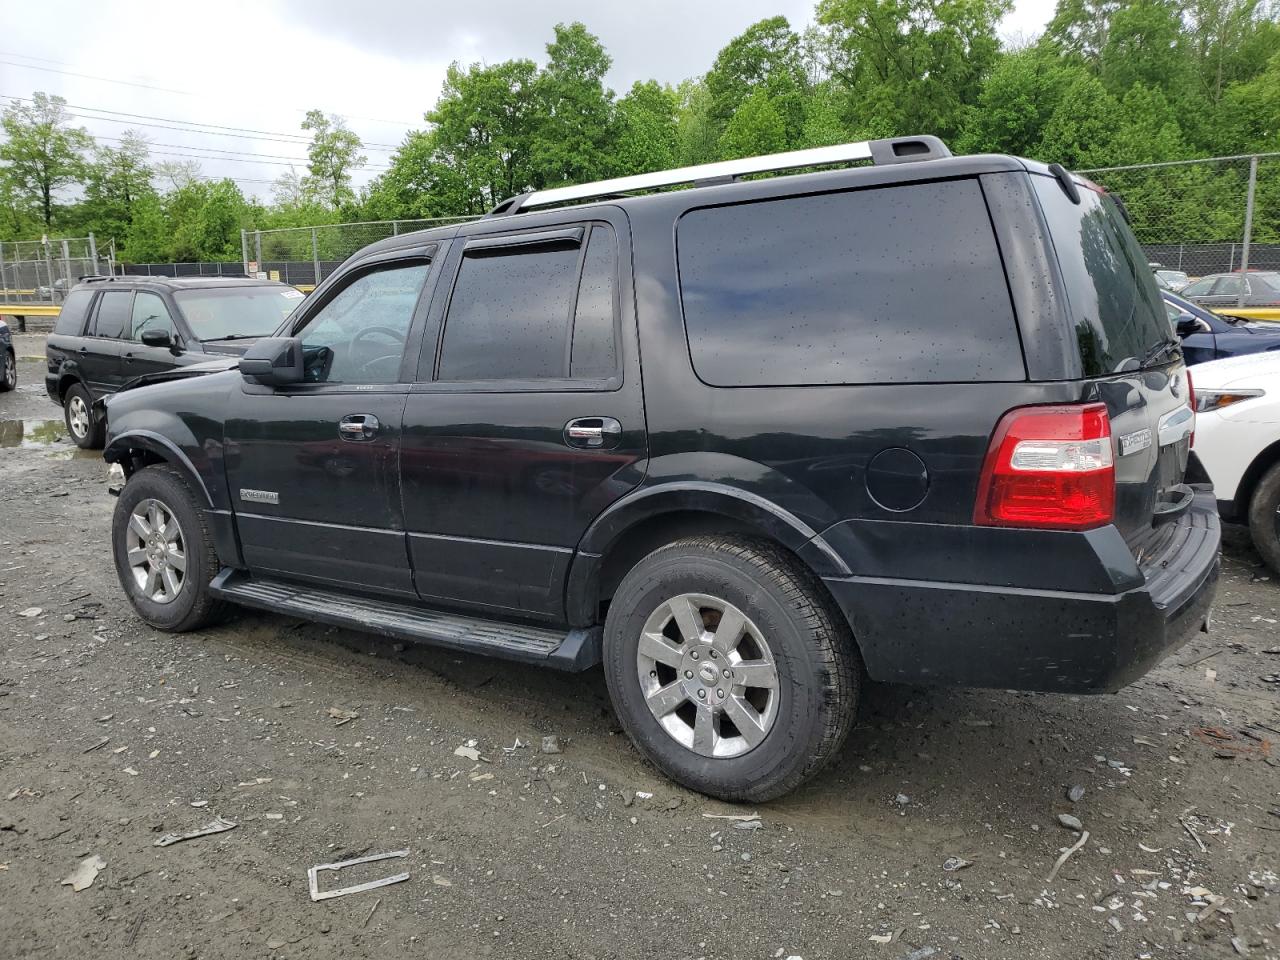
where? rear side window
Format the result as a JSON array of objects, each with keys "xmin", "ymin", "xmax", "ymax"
[
  {"xmin": 439, "ymin": 223, "xmax": 619, "ymax": 382},
  {"xmin": 90, "ymin": 291, "xmax": 133, "ymax": 339},
  {"xmin": 677, "ymin": 179, "xmax": 1023, "ymax": 386},
  {"xmin": 1031, "ymin": 178, "xmax": 1171, "ymax": 375},
  {"xmin": 53, "ymin": 289, "xmax": 94, "ymax": 335}
]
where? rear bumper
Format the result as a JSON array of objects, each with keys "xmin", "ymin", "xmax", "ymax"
[{"xmin": 820, "ymin": 488, "xmax": 1220, "ymax": 693}]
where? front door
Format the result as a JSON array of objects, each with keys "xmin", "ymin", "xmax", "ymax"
[
  {"xmin": 120, "ymin": 291, "xmax": 182, "ymax": 381},
  {"xmin": 401, "ymin": 211, "xmax": 646, "ymax": 620},
  {"xmin": 223, "ymin": 254, "xmax": 436, "ymax": 597}
]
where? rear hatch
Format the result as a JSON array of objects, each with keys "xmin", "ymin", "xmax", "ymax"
[{"xmin": 1031, "ymin": 174, "xmax": 1195, "ymax": 553}]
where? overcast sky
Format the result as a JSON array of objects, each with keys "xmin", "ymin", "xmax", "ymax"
[{"xmin": 0, "ymin": 0, "xmax": 1057, "ymax": 202}]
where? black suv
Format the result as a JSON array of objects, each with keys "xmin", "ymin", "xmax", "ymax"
[
  {"xmin": 101, "ymin": 138, "xmax": 1220, "ymax": 801},
  {"xmin": 45, "ymin": 275, "xmax": 305, "ymax": 448}
]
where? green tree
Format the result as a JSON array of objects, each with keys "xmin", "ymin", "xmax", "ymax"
[
  {"xmin": 0, "ymin": 92, "xmax": 94, "ymax": 228},
  {"xmin": 81, "ymin": 130, "xmax": 154, "ymax": 246},
  {"xmin": 674, "ymin": 80, "xmax": 720, "ymax": 165},
  {"xmin": 957, "ymin": 45, "xmax": 1082, "ymax": 155},
  {"xmin": 122, "ymin": 191, "xmax": 170, "ymax": 262},
  {"xmin": 613, "ymin": 80, "xmax": 679, "ymax": 175},
  {"xmin": 1100, "ymin": 0, "xmax": 1192, "ymax": 96},
  {"xmin": 705, "ymin": 16, "xmax": 809, "ymax": 146},
  {"xmin": 718, "ymin": 88, "xmax": 789, "ymax": 159},
  {"xmin": 301, "ymin": 110, "xmax": 366, "ymax": 209},
  {"xmin": 1036, "ymin": 71, "xmax": 1122, "ymax": 166},
  {"xmin": 532, "ymin": 22, "xmax": 616, "ymax": 186},
  {"xmin": 818, "ymin": 0, "xmax": 1011, "ymax": 142}
]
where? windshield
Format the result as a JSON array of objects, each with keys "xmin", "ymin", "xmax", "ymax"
[
  {"xmin": 1033, "ymin": 177, "xmax": 1173, "ymax": 375},
  {"xmin": 173, "ymin": 286, "xmax": 305, "ymax": 340}
]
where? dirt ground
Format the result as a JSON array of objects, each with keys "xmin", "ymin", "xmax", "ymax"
[{"xmin": 1, "ymin": 338, "xmax": 1278, "ymax": 960}]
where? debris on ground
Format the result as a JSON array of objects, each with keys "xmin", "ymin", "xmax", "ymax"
[
  {"xmin": 60, "ymin": 855, "xmax": 105, "ymax": 892},
  {"xmin": 894, "ymin": 793, "xmax": 910, "ymax": 807},
  {"xmin": 702, "ymin": 812, "xmax": 760, "ymax": 823},
  {"xmin": 326, "ymin": 707, "xmax": 359, "ymax": 725},
  {"xmin": 307, "ymin": 849, "xmax": 410, "ymax": 901},
  {"xmin": 17, "ymin": 607, "xmax": 42, "ymax": 618},
  {"xmin": 540, "ymin": 735, "xmax": 562, "ymax": 754},
  {"xmin": 1057, "ymin": 813, "xmax": 1083, "ymax": 832},
  {"xmin": 942, "ymin": 857, "xmax": 973, "ymax": 872},
  {"xmin": 1067, "ymin": 785, "xmax": 1086, "ymax": 803},
  {"xmin": 154, "ymin": 816, "xmax": 238, "ymax": 847},
  {"xmin": 502, "ymin": 738, "xmax": 525, "ymax": 754},
  {"xmin": 453, "ymin": 742, "xmax": 483, "ymax": 762},
  {"xmin": 1046, "ymin": 829, "xmax": 1090, "ymax": 882}
]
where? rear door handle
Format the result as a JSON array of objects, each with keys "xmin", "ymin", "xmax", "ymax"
[
  {"xmin": 564, "ymin": 417, "xmax": 622, "ymax": 449},
  {"xmin": 339, "ymin": 414, "xmax": 380, "ymax": 441}
]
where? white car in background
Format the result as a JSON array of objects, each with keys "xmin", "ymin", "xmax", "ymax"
[{"xmin": 1193, "ymin": 351, "xmax": 1280, "ymax": 570}]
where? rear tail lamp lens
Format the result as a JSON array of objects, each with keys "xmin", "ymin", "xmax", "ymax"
[{"xmin": 974, "ymin": 403, "xmax": 1115, "ymax": 531}]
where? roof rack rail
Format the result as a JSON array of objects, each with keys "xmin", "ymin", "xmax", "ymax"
[{"xmin": 487, "ymin": 135, "xmax": 950, "ymax": 217}]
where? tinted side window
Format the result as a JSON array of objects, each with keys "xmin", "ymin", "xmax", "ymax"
[
  {"xmin": 677, "ymin": 179, "xmax": 1023, "ymax": 386},
  {"xmin": 1214, "ymin": 276, "xmax": 1243, "ymax": 297},
  {"xmin": 53, "ymin": 289, "xmax": 94, "ymax": 335},
  {"xmin": 296, "ymin": 262, "xmax": 429, "ymax": 384},
  {"xmin": 130, "ymin": 293, "xmax": 176, "ymax": 341},
  {"xmin": 91, "ymin": 291, "xmax": 133, "ymax": 339},
  {"xmin": 439, "ymin": 241, "xmax": 580, "ymax": 381},
  {"xmin": 570, "ymin": 226, "xmax": 617, "ymax": 379},
  {"xmin": 1181, "ymin": 277, "xmax": 1215, "ymax": 298}
]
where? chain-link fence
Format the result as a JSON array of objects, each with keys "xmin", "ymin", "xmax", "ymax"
[
  {"xmin": 0, "ymin": 234, "xmax": 115, "ymax": 306},
  {"xmin": 1079, "ymin": 153, "xmax": 1280, "ymax": 278},
  {"xmin": 242, "ymin": 216, "xmax": 479, "ymax": 287}
]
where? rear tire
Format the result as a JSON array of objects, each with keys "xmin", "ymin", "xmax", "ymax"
[
  {"xmin": 1247, "ymin": 462, "xmax": 1280, "ymax": 574},
  {"xmin": 112, "ymin": 464, "xmax": 226, "ymax": 632},
  {"xmin": 0, "ymin": 348, "xmax": 15, "ymax": 392},
  {"xmin": 63, "ymin": 383, "xmax": 103, "ymax": 449},
  {"xmin": 603, "ymin": 535, "xmax": 859, "ymax": 802}
]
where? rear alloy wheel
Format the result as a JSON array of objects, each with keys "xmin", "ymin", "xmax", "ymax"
[
  {"xmin": 63, "ymin": 383, "xmax": 104, "ymax": 449},
  {"xmin": 636, "ymin": 593, "xmax": 779, "ymax": 758},
  {"xmin": 604, "ymin": 535, "xmax": 860, "ymax": 802},
  {"xmin": 0, "ymin": 349, "xmax": 15, "ymax": 392},
  {"xmin": 1247, "ymin": 462, "xmax": 1280, "ymax": 575}
]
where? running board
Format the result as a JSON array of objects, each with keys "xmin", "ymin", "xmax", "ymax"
[{"xmin": 209, "ymin": 569, "xmax": 600, "ymax": 671}]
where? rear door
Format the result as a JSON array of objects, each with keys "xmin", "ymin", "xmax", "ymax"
[
  {"xmin": 400, "ymin": 210, "xmax": 646, "ymax": 620},
  {"xmin": 1032, "ymin": 177, "xmax": 1195, "ymax": 544},
  {"xmin": 79, "ymin": 289, "xmax": 133, "ymax": 396}
]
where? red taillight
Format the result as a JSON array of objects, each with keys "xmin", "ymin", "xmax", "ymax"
[{"xmin": 974, "ymin": 403, "xmax": 1115, "ymax": 531}]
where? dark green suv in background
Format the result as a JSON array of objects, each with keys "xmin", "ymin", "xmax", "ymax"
[{"xmin": 44, "ymin": 275, "xmax": 304, "ymax": 448}]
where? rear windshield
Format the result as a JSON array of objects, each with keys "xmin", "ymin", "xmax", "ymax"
[
  {"xmin": 53, "ymin": 289, "xmax": 94, "ymax": 335},
  {"xmin": 676, "ymin": 178, "xmax": 1024, "ymax": 386},
  {"xmin": 1032, "ymin": 177, "xmax": 1171, "ymax": 375},
  {"xmin": 173, "ymin": 286, "xmax": 304, "ymax": 340}
]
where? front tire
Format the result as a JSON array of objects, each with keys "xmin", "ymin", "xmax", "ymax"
[
  {"xmin": 1248, "ymin": 462, "xmax": 1280, "ymax": 574},
  {"xmin": 63, "ymin": 383, "xmax": 104, "ymax": 449},
  {"xmin": 603, "ymin": 535, "xmax": 859, "ymax": 802},
  {"xmin": 0, "ymin": 348, "xmax": 15, "ymax": 392},
  {"xmin": 112, "ymin": 464, "xmax": 226, "ymax": 632}
]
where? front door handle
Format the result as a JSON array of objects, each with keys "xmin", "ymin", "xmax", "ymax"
[
  {"xmin": 339, "ymin": 414, "xmax": 380, "ymax": 441},
  {"xmin": 564, "ymin": 417, "xmax": 622, "ymax": 449}
]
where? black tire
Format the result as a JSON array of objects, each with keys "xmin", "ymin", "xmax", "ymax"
[
  {"xmin": 63, "ymin": 382, "xmax": 104, "ymax": 449},
  {"xmin": 603, "ymin": 535, "xmax": 859, "ymax": 802},
  {"xmin": 1248, "ymin": 462, "xmax": 1280, "ymax": 574},
  {"xmin": 0, "ymin": 348, "xmax": 15, "ymax": 392},
  {"xmin": 111, "ymin": 464, "xmax": 227, "ymax": 632}
]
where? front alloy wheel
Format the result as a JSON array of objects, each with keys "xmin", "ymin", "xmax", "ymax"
[
  {"xmin": 637, "ymin": 594, "xmax": 779, "ymax": 758},
  {"xmin": 125, "ymin": 498, "xmax": 188, "ymax": 603},
  {"xmin": 67, "ymin": 394, "xmax": 90, "ymax": 439}
]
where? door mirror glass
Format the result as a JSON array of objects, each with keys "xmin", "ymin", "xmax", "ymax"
[
  {"xmin": 140, "ymin": 328, "xmax": 173, "ymax": 349},
  {"xmin": 239, "ymin": 336, "xmax": 304, "ymax": 386}
]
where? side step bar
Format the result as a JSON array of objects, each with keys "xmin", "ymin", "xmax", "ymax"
[{"xmin": 209, "ymin": 569, "xmax": 601, "ymax": 671}]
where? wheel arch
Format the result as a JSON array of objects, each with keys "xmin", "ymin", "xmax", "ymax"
[
  {"xmin": 564, "ymin": 483, "xmax": 851, "ymax": 627},
  {"xmin": 1233, "ymin": 438, "xmax": 1280, "ymax": 521},
  {"xmin": 105, "ymin": 430, "xmax": 215, "ymax": 510}
]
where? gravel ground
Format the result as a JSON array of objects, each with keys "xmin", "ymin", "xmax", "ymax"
[{"xmin": 1, "ymin": 346, "xmax": 1278, "ymax": 960}]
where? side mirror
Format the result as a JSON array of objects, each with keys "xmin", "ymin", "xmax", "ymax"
[
  {"xmin": 239, "ymin": 336, "xmax": 304, "ymax": 386},
  {"xmin": 140, "ymin": 328, "xmax": 176, "ymax": 352},
  {"xmin": 1175, "ymin": 317, "xmax": 1209, "ymax": 337}
]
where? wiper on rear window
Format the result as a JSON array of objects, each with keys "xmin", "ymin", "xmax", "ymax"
[{"xmin": 1139, "ymin": 337, "xmax": 1181, "ymax": 369}]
